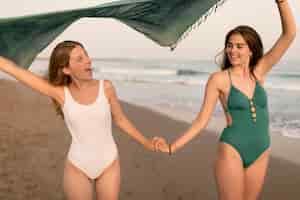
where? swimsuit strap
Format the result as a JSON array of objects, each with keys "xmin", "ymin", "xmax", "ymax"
[
  {"xmin": 250, "ymin": 69, "xmax": 258, "ymax": 81},
  {"xmin": 251, "ymin": 71, "xmax": 259, "ymax": 85},
  {"xmin": 252, "ymin": 72, "xmax": 257, "ymax": 80},
  {"xmin": 225, "ymin": 69, "xmax": 232, "ymax": 114},
  {"xmin": 228, "ymin": 69, "xmax": 232, "ymax": 85}
]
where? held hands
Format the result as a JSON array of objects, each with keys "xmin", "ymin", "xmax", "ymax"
[
  {"xmin": 151, "ymin": 137, "xmax": 172, "ymax": 154},
  {"xmin": 144, "ymin": 137, "xmax": 169, "ymax": 152},
  {"xmin": 145, "ymin": 137, "xmax": 173, "ymax": 155}
]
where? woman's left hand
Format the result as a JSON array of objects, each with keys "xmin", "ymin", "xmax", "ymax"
[{"xmin": 151, "ymin": 137, "xmax": 169, "ymax": 153}]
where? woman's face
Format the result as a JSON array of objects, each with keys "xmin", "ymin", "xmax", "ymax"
[
  {"xmin": 63, "ymin": 45, "xmax": 93, "ymax": 81},
  {"xmin": 225, "ymin": 33, "xmax": 252, "ymax": 67}
]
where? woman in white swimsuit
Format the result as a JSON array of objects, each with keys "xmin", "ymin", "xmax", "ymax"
[{"xmin": 0, "ymin": 41, "xmax": 158, "ymax": 200}]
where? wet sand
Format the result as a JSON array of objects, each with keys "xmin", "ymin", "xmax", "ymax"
[{"xmin": 0, "ymin": 80, "xmax": 299, "ymax": 200}]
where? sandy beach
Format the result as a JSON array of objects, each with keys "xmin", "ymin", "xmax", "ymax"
[{"xmin": 0, "ymin": 79, "xmax": 299, "ymax": 200}]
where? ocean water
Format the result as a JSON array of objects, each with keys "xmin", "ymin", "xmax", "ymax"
[{"xmin": 1, "ymin": 58, "xmax": 299, "ymax": 138}]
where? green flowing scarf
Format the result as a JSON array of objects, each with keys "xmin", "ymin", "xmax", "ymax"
[{"xmin": 0, "ymin": 0, "xmax": 226, "ymax": 68}]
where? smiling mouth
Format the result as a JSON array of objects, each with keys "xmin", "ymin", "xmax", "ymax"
[
  {"xmin": 229, "ymin": 56, "xmax": 239, "ymax": 60},
  {"xmin": 85, "ymin": 68, "xmax": 93, "ymax": 72}
]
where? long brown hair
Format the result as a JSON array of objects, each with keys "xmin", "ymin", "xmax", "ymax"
[
  {"xmin": 220, "ymin": 25, "xmax": 264, "ymax": 75},
  {"xmin": 48, "ymin": 40, "xmax": 85, "ymax": 117}
]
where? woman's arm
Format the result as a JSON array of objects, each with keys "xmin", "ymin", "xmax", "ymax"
[
  {"xmin": 169, "ymin": 73, "xmax": 220, "ymax": 153},
  {"xmin": 104, "ymin": 80, "xmax": 155, "ymax": 151},
  {"xmin": 256, "ymin": 0, "xmax": 296, "ymax": 78},
  {"xmin": 0, "ymin": 56, "xmax": 63, "ymax": 105}
]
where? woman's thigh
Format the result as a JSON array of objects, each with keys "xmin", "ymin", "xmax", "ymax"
[
  {"xmin": 63, "ymin": 160, "xmax": 93, "ymax": 200},
  {"xmin": 214, "ymin": 142, "xmax": 245, "ymax": 200},
  {"xmin": 95, "ymin": 159, "xmax": 121, "ymax": 200},
  {"xmin": 244, "ymin": 148, "xmax": 270, "ymax": 200}
]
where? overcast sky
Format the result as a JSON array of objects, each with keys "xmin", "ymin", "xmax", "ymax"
[{"xmin": 2, "ymin": 0, "xmax": 300, "ymax": 61}]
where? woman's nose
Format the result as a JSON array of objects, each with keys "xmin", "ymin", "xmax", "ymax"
[
  {"xmin": 86, "ymin": 57, "xmax": 91, "ymax": 65},
  {"xmin": 231, "ymin": 45, "xmax": 238, "ymax": 51}
]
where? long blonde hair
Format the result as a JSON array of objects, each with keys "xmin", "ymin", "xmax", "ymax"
[{"xmin": 48, "ymin": 40, "xmax": 85, "ymax": 117}]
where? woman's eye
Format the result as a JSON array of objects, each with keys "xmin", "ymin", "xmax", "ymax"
[{"xmin": 226, "ymin": 44, "xmax": 233, "ymax": 48}]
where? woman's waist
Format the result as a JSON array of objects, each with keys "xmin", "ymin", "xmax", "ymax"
[
  {"xmin": 221, "ymin": 123, "xmax": 269, "ymax": 137},
  {"xmin": 68, "ymin": 143, "xmax": 118, "ymax": 162},
  {"xmin": 69, "ymin": 128, "xmax": 114, "ymax": 142},
  {"xmin": 70, "ymin": 137, "xmax": 117, "ymax": 151},
  {"xmin": 229, "ymin": 110, "xmax": 269, "ymax": 122}
]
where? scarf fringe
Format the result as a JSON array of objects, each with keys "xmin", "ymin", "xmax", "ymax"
[{"xmin": 170, "ymin": 0, "xmax": 227, "ymax": 51}]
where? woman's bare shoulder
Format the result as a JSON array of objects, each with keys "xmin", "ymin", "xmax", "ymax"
[
  {"xmin": 103, "ymin": 79, "xmax": 114, "ymax": 90},
  {"xmin": 208, "ymin": 70, "xmax": 229, "ymax": 86}
]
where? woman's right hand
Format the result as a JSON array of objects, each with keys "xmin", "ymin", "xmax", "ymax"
[{"xmin": 152, "ymin": 137, "xmax": 169, "ymax": 153}]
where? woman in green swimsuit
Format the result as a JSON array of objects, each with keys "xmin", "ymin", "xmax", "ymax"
[{"xmin": 156, "ymin": 0, "xmax": 296, "ymax": 199}]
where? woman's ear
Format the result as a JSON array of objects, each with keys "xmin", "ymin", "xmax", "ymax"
[
  {"xmin": 62, "ymin": 66, "xmax": 70, "ymax": 75},
  {"xmin": 250, "ymin": 51, "xmax": 253, "ymax": 58}
]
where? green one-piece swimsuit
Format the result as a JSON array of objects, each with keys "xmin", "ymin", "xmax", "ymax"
[{"xmin": 220, "ymin": 70, "xmax": 270, "ymax": 168}]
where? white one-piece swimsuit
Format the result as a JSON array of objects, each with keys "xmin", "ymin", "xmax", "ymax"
[{"xmin": 62, "ymin": 80, "xmax": 118, "ymax": 179}]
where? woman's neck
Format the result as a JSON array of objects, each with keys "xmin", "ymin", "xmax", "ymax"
[
  {"xmin": 69, "ymin": 78, "xmax": 96, "ymax": 90},
  {"xmin": 230, "ymin": 65, "xmax": 252, "ymax": 79}
]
